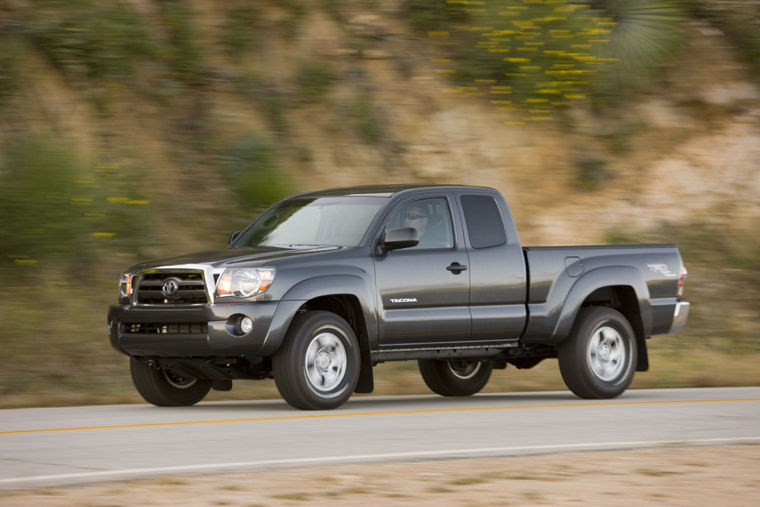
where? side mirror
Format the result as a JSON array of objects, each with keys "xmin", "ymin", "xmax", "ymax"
[
  {"xmin": 229, "ymin": 231, "xmax": 241, "ymax": 246},
  {"xmin": 378, "ymin": 227, "xmax": 419, "ymax": 255}
]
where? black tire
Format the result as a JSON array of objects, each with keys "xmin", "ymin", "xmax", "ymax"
[
  {"xmin": 558, "ymin": 306, "xmax": 637, "ymax": 399},
  {"xmin": 130, "ymin": 357, "xmax": 211, "ymax": 407},
  {"xmin": 418, "ymin": 359, "xmax": 493, "ymax": 397},
  {"xmin": 272, "ymin": 311, "xmax": 361, "ymax": 410}
]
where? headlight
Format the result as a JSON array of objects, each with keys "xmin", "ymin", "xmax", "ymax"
[
  {"xmin": 216, "ymin": 267, "xmax": 275, "ymax": 298},
  {"xmin": 119, "ymin": 272, "xmax": 135, "ymax": 300}
]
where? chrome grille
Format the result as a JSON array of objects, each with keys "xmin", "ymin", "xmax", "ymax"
[{"xmin": 135, "ymin": 271, "xmax": 208, "ymax": 305}]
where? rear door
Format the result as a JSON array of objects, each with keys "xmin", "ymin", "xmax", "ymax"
[{"xmin": 373, "ymin": 195, "xmax": 471, "ymax": 348}]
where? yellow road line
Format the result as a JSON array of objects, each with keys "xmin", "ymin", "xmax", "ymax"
[{"xmin": 2, "ymin": 398, "xmax": 758, "ymax": 436}]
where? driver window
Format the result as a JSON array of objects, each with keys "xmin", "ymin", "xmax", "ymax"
[{"xmin": 385, "ymin": 198, "xmax": 454, "ymax": 250}]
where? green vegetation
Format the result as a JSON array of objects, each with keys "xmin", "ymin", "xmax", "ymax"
[
  {"xmin": 0, "ymin": 134, "xmax": 150, "ymax": 275},
  {"xmin": 158, "ymin": 1, "xmax": 206, "ymax": 84},
  {"xmin": 280, "ymin": 1, "xmax": 309, "ymax": 41},
  {"xmin": 323, "ymin": 0, "xmax": 347, "ymax": 22},
  {"xmin": 406, "ymin": 0, "xmax": 469, "ymax": 32},
  {"xmin": 236, "ymin": 77, "xmax": 292, "ymax": 136},
  {"xmin": 599, "ymin": 120, "xmax": 643, "ymax": 155},
  {"xmin": 351, "ymin": 93, "xmax": 385, "ymax": 145},
  {"xmin": 0, "ymin": 37, "xmax": 24, "ymax": 106},
  {"xmin": 575, "ymin": 156, "xmax": 609, "ymax": 190},
  {"xmin": 30, "ymin": 0, "xmax": 153, "ymax": 83},
  {"xmin": 590, "ymin": 0, "xmax": 685, "ymax": 99},
  {"xmin": 0, "ymin": 136, "xmax": 149, "ymax": 267},
  {"xmin": 297, "ymin": 61, "xmax": 340, "ymax": 102},
  {"xmin": 219, "ymin": 133, "xmax": 291, "ymax": 212},
  {"xmin": 0, "ymin": 136, "xmax": 86, "ymax": 262},
  {"xmin": 410, "ymin": 0, "xmax": 685, "ymax": 117},
  {"xmin": 221, "ymin": 4, "xmax": 261, "ymax": 57},
  {"xmin": 257, "ymin": 85, "xmax": 291, "ymax": 136}
]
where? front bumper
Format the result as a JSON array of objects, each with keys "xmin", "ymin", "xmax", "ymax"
[{"xmin": 107, "ymin": 301, "xmax": 280, "ymax": 358}]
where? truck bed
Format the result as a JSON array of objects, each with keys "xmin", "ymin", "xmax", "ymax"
[{"xmin": 522, "ymin": 244, "xmax": 684, "ymax": 342}]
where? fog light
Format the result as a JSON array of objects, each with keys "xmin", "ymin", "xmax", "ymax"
[{"xmin": 240, "ymin": 317, "xmax": 253, "ymax": 334}]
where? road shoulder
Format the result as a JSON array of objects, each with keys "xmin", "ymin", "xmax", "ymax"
[{"xmin": 4, "ymin": 444, "xmax": 759, "ymax": 506}]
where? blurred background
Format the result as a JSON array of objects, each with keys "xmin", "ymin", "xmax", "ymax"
[{"xmin": 0, "ymin": 0, "xmax": 758, "ymax": 408}]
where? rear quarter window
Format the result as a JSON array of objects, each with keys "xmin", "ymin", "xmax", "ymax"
[{"xmin": 460, "ymin": 195, "xmax": 507, "ymax": 249}]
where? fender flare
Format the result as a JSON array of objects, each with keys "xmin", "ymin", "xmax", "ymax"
[
  {"xmin": 552, "ymin": 266, "xmax": 652, "ymax": 343},
  {"xmin": 259, "ymin": 274, "xmax": 378, "ymax": 357}
]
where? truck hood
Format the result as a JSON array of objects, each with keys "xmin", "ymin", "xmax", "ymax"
[{"xmin": 127, "ymin": 245, "xmax": 342, "ymax": 272}]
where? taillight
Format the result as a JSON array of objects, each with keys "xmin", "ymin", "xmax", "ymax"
[{"xmin": 677, "ymin": 266, "xmax": 687, "ymax": 297}]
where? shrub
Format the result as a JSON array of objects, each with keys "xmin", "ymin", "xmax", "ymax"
[
  {"xmin": 0, "ymin": 135, "xmax": 152, "ymax": 267},
  {"xmin": 0, "ymin": 136, "xmax": 87, "ymax": 264},
  {"xmin": 409, "ymin": 0, "xmax": 686, "ymax": 116},
  {"xmin": 323, "ymin": 0, "xmax": 346, "ymax": 23},
  {"xmin": 405, "ymin": 0, "xmax": 469, "ymax": 32},
  {"xmin": 296, "ymin": 62, "xmax": 339, "ymax": 102},
  {"xmin": 222, "ymin": 4, "xmax": 261, "ymax": 57},
  {"xmin": 0, "ymin": 36, "xmax": 24, "ymax": 106},
  {"xmin": 30, "ymin": 0, "xmax": 153, "ymax": 82},
  {"xmin": 576, "ymin": 156, "xmax": 609, "ymax": 190},
  {"xmin": 351, "ymin": 94, "xmax": 384, "ymax": 145},
  {"xmin": 413, "ymin": 1, "xmax": 617, "ymax": 118},
  {"xmin": 589, "ymin": 0, "xmax": 686, "ymax": 98},
  {"xmin": 158, "ymin": 1, "xmax": 206, "ymax": 84},
  {"xmin": 280, "ymin": 1, "xmax": 308, "ymax": 41},
  {"xmin": 219, "ymin": 134, "xmax": 291, "ymax": 212},
  {"xmin": 235, "ymin": 78, "xmax": 291, "ymax": 136}
]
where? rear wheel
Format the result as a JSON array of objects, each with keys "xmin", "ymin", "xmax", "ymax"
[
  {"xmin": 558, "ymin": 306, "xmax": 637, "ymax": 399},
  {"xmin": 272, "ymin": 311, "xmax": 360, "ymax": 410},
  {"xmin": 130, "ymin": 357, "xmax": 211, "ymax": 406},
  {"xmin": 418, "ymin": 359, "xmax": 493, "ymax": 397}
]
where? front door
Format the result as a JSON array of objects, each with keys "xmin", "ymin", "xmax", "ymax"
[{"xmin": 373, "ymin": 197, "xmax": 471, "ymax": 348}]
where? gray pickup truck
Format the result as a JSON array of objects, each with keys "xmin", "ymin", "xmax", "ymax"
[{"xmin": 108, "ymin": 185, "xmax": 689, "ymax": 409}]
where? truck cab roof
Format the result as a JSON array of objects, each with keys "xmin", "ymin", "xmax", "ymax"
[{"xmin": 296, "ymin": 184, "xmax": 495, "ymax": 199}]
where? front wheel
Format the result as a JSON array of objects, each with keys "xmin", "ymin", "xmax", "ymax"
[
  {"xmin": 418, "ymin": 359, "xmax": 493, "ymax": 397},
  {"xmin": 272, "ymin": 311, "xmax": 361, "ymax": 410},
  {"xmin": 558, "ymin": 306, "xmax": 637, "ymax": 399},
  {"xmin": 130, "ymin": 358, "xmax": 211, "ymax": 406}
]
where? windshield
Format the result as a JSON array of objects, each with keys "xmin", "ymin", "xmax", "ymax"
[{"xmin": 232, "ymin": 196, "xmax": 388, "ymax": 248}]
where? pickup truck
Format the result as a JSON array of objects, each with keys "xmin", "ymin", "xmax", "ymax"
[{"xmin": 108, "ymin": 185, "xmax": 689, "ymax": 410}]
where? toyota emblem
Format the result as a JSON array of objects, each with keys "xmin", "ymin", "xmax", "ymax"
[{"xmin": 161, "ymin": 278, "xmax": 180, "ymax": 298}]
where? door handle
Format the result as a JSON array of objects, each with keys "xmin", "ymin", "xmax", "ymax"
[{"xmin": 446, "ymin": 262, "xmax": 468, "ymax": 274}]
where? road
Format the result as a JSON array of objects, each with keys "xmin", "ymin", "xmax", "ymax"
[{"xmin": 1, "ymin": 387, "xmax": 758, "ymax": 490}]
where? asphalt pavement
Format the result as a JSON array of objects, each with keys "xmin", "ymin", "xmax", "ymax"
[{"xmin": 1, "ymin": 387, "xmax": 758, "ymax": 489}]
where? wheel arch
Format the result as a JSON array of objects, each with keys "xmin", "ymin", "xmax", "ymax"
[
  {"xmin": 293, "ymin": 294, "xmax": 374, "ymax": 393},
  {"xmin": 558, "ymin": 305, "xmax": 638, "ymax": 399},
  {"xmin": 577, "ymin": 285, "xmax": 649, "ymax": 372},
  {"xmin": 261, "ymin": 275, "xmax": 377, "ymax": 393},
  {"xmin": 552, "ymin": 267, "xmax": 651, "ymax": 371}
]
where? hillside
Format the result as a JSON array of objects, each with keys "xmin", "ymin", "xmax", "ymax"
[{"xmin": 0, "ymin": 0, "xmax": 758, "ymax": 407}]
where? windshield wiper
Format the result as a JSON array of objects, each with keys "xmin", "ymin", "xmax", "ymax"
[
  {"xmin": 267, "ymin": 243, "xmax": 336, "ymax": 250},
  {"xmin": 287, "ymin": 243, "xmax": 337, "ymax": 249}
]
